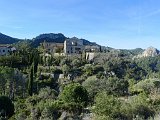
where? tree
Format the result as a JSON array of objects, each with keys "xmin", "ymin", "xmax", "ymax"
[
  {"xmin": 40, "ymin": 107, "xmax": 54, "ymax": 120},
  {"xmin": 131, "ymin": 78, "xmax": 160, "ymax": 94},
  {"xmin": 83, "ymin": 76, "xmax": 129, "ymax": 97},
  {"xmin": 62, "ymin": 64, "xmax": 71, "ymax": 77},
  {"xmin": 38, "ymin": 87, "xmax": 57, "ymax": 100},
  {"xmin": 93, "ymin": 92, "xmax": 124, "ymax": 120},
  {"xmin": 28, "ymin": 65, "xmax": 34, "ymax": 96},
  {"xmin": 0, "ymin": 67, "xmax": 26, "ymax": 99},
  {"xmin": 83, "ymin": 64, "xmax": 94, "ymax": 76},
  {"xmin": 60, "ymin": 83, "xmax": 88, "ymax": 107},
  {"xmin": 0, "ymin": 55, "xmax": 21, "ymax": 67},
  {"xmin": 71, "ymin": 59, "xmax": 81, "ymax": 68},
  {"xmin": 0, "ymin": 67, "xmax": 14, "ymax": 98},
  {"xmin": 33, "ymin": 60, "xmax": 38, "ymax": 76},
  {"xmin": 60, "ymin": 58, "xmax": 70, "ymax": 66},
  {"xmin": 128, "ymin": 93, "xmax": 155, "ymax": 119},
  {"xmin": 105, "ymin": 77, "xmax": 129, "ymax": 96},
  {"xmin": 0, "ymin": 96, "xmax": 14, "ymax": 118},
  {"xmin": 82, "ymin": 76, "xmax": 104, "ymax": 101}
]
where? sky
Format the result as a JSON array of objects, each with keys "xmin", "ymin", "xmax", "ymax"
[{"xmin": 0, "ymin": 0, "xmax": 160, "ymax": 49}]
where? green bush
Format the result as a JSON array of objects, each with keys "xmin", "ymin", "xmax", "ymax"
[
  {"xmin": 93, "ymin": 92, "xmax": 155, "ymax": 120},
  {"xmin": 93, "ymin": 92, "xmax": 126, "ymax": 120},
  {"xmin": 60, "ymin": 83, "xmax": 88, "ymax": 107}
]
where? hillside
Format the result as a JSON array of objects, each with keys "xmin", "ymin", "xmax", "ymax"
[
  {"xmin": 2, "ymin": 33, "xmax": 160, "ymax": 120},
  {"xmin": 0, "ymin": 33, "xmax": 21, "ymax": 44},
  {"xmin": 32, "ymin": 33, "xmax": 67, "ymax": 47},
  {"xmin": 32, "ymin": 33, "xmax": 98, "ymax": 47},
  {"xmin": 0, "ymin": 32, "xmax": 98, "ymax": 47},
  {"xmin": 118, "ymin": 48, "xmax": 144, "ymax": 57},
  {"xmin": 80, "ymin": 38, "xmax": 98, "ymax": 46}
]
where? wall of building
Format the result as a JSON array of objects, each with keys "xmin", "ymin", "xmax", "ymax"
[
  {"xmin": 85, "ymin": 45, "xmax": 100, "ymax": 52},
  {"xmin": 64, "ymin": 37, "xmax": 84, "ymax": 54},
  {"xmin": 0, "ymin": 46, "xmax": 11, "ymax": 55},
  {"xmin": 42, "ymin": 42, "xmax": 64, "ymax": 54},
  {"xmin": 41, "ymin": 38, "xmax": 103, "ymax": 56}
]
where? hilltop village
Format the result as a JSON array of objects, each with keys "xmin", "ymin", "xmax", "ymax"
[
  {"xmin": 39, "ymin": 37, "xmax": 107, "ymax": 62},
  {"xmin": 0, "ymin": 34, "xmax": 106, "ymax": 60}
]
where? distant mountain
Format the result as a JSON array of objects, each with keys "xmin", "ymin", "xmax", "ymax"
[
  {"xmin": 0, "ymin": 33, "xmax": 21, "ymax": 44},
  {"xmin": 116, "ymin": 48, "xmax": 144, "ymax": 57},
  {"xmin": 32, "ymin": 33, "xmax": 67, "ymax": 47},
  {"xmin": 0, "ymin": 32, "xmax": 101, "ymax": 47},
  {"xmin": 80, "ymin": 39, "xmax": 98, "ymax": 46},
  {"xmin": 129, "ymin": 48, "xmax": 144, "ymax": 55},
  {"xmin": 32, "ymin": 33, "xmax": 97, "ymax": 47}
]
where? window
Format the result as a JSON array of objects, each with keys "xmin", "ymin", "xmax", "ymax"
[
  {"xmin": 71, "ymin": 42, "xmax": 77, "ymax": 46},
  {"xmin": 3, "ymin": 50, "xmax": 5, "ymax": 52}
]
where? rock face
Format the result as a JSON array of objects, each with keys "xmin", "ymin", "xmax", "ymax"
[
  {"xmin": 137, "ymin": 47, "xmax": 160, "ymax": 58},
  {"xmin": 143, "ymin": 47, "xmax": 159, "ymax": 57}
]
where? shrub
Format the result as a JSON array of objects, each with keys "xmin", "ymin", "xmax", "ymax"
[
  {"xmin": 93, "ymin": 92, "xmax": 127, "ymax": 120},
  {"xmin": 60, "ymin": 83, "xmax": 88, "ymax": 107}
]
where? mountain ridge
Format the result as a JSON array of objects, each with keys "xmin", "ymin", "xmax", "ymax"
[
  {"xmin": 0, "ymin": 32, "xmax": 22, "ymax": 44},
  {"xmin": 0, "ymin": 32, "xmax": 98, "ymax": 47}
]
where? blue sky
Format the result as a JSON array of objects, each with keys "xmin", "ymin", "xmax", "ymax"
[{"xmin": 0, "ymin": 0, "xmax": 160, "ymax": 49}]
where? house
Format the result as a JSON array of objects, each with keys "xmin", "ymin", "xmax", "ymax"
[
  {"xmin": 40, "ymin": 38, "xmax": 103, "ymax": 56},
  {"xmin": 0, "ymin": 45, "xmax": 16, "ymax": 56},
  {"xmin": 64, "ymin": 37, "xmax": 84, "ymax": 54},
  {"xmin": 41, "ymin": 41, "xmax": 64, "ymax": 55}
]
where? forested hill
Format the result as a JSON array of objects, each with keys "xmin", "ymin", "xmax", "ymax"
[
  {"xmin": 0, "ymin": 33, "xmax": 21, "ymax": 44},
  {"xmin": 32, "ymin": 33, "xmax": 67, "ymax": 47},
  {"xmin": 32, "ymin": 33, "xmax": 98, "ymax": 47},
  {"xmin": 118, "ymin": 48, "xmax": 144, "ymax": 56}
]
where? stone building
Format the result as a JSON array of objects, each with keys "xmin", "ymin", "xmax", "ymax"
[
  {"xmin": 85, "ymin": 45, "xmax": 100, "ymax": 52},
  {"xmin": 64, "ymin": 37, "xmax": 84, "ymax": 54},
  {"xmin": 0, "ymin": 45, "xmax": 16, "ymax": 56},
  {"xmin": 41, "ymin": 41, "xmax": 64, "ymax": 54},
  {"xmin": 40, "ymin": 38, "xmax": 103, "ymax": 56}
]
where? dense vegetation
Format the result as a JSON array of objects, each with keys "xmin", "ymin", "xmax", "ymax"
[{"xmin": 1, "ymin": 41, "xmax": 160, "ymax": 119}]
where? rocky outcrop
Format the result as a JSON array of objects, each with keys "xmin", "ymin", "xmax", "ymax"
[{"xmin": 136, "ymin": 47, "xmax": 160, "ymax": 58}]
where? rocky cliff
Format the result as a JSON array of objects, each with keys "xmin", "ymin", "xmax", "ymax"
[{"xmin": 136, "ymin": 46, "xmax": 160, "ymax": 58}]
